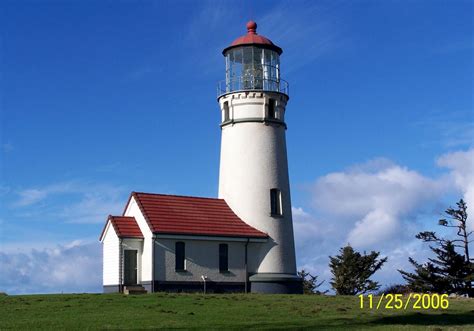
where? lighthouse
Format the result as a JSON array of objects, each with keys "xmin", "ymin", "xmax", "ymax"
[
  {"xmin": 100, "ymin": 21, "xmax": 302, "ymax": 295},
  {"xmin": 217, "ymin": 21, "xmax": 302, "ymax": 293}
]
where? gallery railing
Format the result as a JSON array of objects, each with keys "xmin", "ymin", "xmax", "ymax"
[{"xmin": 217, "ymin": 77, "xmax": 289, "ymax": 97}]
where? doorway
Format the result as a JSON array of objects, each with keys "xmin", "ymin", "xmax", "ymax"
[{"xmin": 124, "ymin": 250, "xmax": 138, "ymax": 285}]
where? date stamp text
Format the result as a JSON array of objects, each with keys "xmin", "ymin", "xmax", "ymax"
[{"xmin": 359, "ymin": 293, "xmax": 449, "ymax": 310}]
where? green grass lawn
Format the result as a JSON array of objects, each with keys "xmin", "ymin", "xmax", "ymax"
[{"xmin": 1, "ymin": 293, "xmax": 473, "ymax": 330}]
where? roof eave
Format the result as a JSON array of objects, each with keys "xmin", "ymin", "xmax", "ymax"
[
  {"xmin": 154, "ymin": 233, "xmax": 268, "ymax": 243},
  {"xmin": 99, "ymin": 216, "xmax": 114, "ymax": 242},
  {"xmin": 222, "ymin": 43, "xmax": 283, "ymax": 56},
  {"xmin": 119, "ymin": 236, "xmax": 144, "ymax": 240},
  {"xmin": 153, "ymin": 230, "xmax": 268, "ymax": 239}
]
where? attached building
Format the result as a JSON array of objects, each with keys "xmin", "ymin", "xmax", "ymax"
[{"xmin": 99, "ymin": 192, "xmax": 268, "ymax": 293}]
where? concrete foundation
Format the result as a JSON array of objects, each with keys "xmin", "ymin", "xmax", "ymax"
[{"xmin": 249, "ymin": 273, "xmax": 303, "ymax": 294}]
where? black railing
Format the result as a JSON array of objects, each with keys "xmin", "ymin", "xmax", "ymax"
[{"xmin": 217, "ymin": 77, "xmax": 289, "ymax": 97}]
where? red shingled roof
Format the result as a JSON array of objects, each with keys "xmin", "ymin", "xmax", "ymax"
[
  {"xmin": 99, "ymin": 216, "xmax": 144, "ymax": 241},
  {"xmin": 129, "ymin": 192, "xmax": 267, "ymax": 238},
  {"xmin": 223, "ymin": 21, "xmax": 282, "ymax": 55}
]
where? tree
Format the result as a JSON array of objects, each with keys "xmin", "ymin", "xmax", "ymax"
[
  {"xmin": 419, "ymin": 199, "xmax": 472, "ymax": 264},
  {"xmin": 399, "ymin": 243, "xmax": 466, "ymax": 293},
  {"xmin": 297, "ymin": 269, "xmax": 327, "ymax": 294},
  {"xmin": 329, "ymin": 245, "xmax": 387, "ymax": 295},
  {"xmin": 398, "ymin": 199, "xmax": 473, "ymax": 295}
]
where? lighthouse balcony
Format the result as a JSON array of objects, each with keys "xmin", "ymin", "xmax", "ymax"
[{"xmin": 217, "ymin": 77, "xmax": 289, "ymax": 98}]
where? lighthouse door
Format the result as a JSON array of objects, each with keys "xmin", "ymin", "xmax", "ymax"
[{"xmin": 124, "ymin": 250, "xmax": 138, "ymax": 285}]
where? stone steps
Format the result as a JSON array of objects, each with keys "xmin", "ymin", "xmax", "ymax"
[{"xmin": 123, "ymin": 285, "xmax": 147, "ymax": 295}]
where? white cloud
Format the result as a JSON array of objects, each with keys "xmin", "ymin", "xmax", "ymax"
[
  {"xmin": 0, "ymin": 241, "xmax": 102, "ymax": 295},
  {"xmin": 437, "ymin": 148, "xmax": 474, "ymax": 230},
  {"xmin": 293, "ymin": 148, "xmax": 474, "ymax": 291},
  {"xmin": 311, "ymin": 160, "xmax": 442, "ymax": 226},
  {"xmin": 1, "ymin": 180, "xmax": 127, "ymax": 294},
  {"xmin": 15, "ymin": 189, "xmax": 49, "ymax": 206},
  {"xmin": 292, "ymin": 206, "xmax": 325, "ymax": 246},
  {"xmin": 347, "ymin": 209, "xmax": 398, "ymax": 248},
  {"xmin": 14, "ymin": 182, "xmax": 76, "ymax": 207},
  {"xmin": 59, "ymin": 192, "xmax": 125, "ymax": 224},
  {"xmin": 292, "ymin": 206, "xmax": 310, "ymax": 218},
  {"xmin": 11, "ymin": 181, "xmax": 125, "ymax": 223},
  {"xmin": 411, "ymin": 111, "xmax": 474, "ymax": 149}
]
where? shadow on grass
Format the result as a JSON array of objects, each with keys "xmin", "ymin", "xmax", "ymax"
[{"xmin": 371, "ymin": 311, "xmax": 474, "ymax": 326}]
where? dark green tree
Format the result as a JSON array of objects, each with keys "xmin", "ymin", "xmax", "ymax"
[
  {"xmin": 297, "ymin": 269, "xmax": 327, "ymax": 294},
  {"xmin": 329, "ymin": 245, "xmax": 387, "ymax": 295},
  {"xmin": 399, "ymin": 242, "xmax": 466, "ymax": 293},
  {"xmin": 398, "ymin": 199, "xmax": 473, "ymax": 295}
]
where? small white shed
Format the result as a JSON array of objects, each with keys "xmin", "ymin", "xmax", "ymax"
[{"xmin": 99, "ymin": 215, "xmax": 144, "ymax": 292}]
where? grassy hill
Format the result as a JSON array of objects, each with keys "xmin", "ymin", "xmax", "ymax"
[{"xmin": 1, "ymin": 292, "xmax": 473, "ymax": 330}]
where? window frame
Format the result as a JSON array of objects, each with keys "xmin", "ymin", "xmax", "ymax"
[
  {"xmin": 175, "ymin": 241, "xmax": 186, "ymax": 271},
  {"xmin": 268, "ymin": 98, "xmax": 276, "ymax": 119},
  {"xmin": 219, "ymin": 243, "xmax": 229, "ymax": 273},
  {"xmin": 270, "ymin": 188, "xmax": 283, "ymax": 216},
  {"xmin": 223, "ymin": 101, "xmax": 230, "ymax": 122}
]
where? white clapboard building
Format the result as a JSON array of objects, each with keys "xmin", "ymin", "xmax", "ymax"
[{"xmin": 100, "ymin": 21, "xmax": 302, "ymax": 294}]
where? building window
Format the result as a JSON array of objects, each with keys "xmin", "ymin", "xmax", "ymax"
[
  {"xmin": 268, "ymin": 99, "xmax": 276, "ymax": 119},
  {"xmin": 270, "ymin": 188, "xmax": 282, "ymax": 216},
  {"xmin": 223, "ymin": 101, "xmax": 230, "ymax": 122},
  {"xmin": 175, "ymin": 241, "xmax": 185, "ymax": 271},
  {"xmin": 219, "ymin": 243, "xmax": 229, "ymax": 272}
]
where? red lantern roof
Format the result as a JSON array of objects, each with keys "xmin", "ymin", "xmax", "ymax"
[{"xmin": 223, "ymin": 21, "xmax": 282, "ymax": 55}]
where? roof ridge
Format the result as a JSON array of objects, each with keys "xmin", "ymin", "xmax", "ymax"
[{"xmin": 133, "ymin": 191, "xmax": 224, "ymax": 201}]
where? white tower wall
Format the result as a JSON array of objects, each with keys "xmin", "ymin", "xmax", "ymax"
[{"xmin": 218, "ymin": 91, "xmax": 297, "ymax": 275}]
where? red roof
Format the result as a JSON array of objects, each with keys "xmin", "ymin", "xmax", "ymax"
[
  {"xmin": 99, "ymin": 216, "xmax": 144, "ymax": 241},
  {"xmin": 223, "ymin": 21, "xmax": 282, "ymax": 55},
  {"xmin": 129, "ymin": 192, "xmax": 267, "ymax": 238}
]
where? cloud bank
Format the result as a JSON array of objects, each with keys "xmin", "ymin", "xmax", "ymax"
[
  {"xmin": 0, "ymin": 241, "xmax": 102, "ymax": 294},
  {"xmin": 293, "ymin": 148, "xmax": 473, "ymax": 290}
]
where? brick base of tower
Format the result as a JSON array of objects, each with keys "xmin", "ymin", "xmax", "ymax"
[{"xmin": 249, "ymin": 273, "xmax": 303, "ymax": 294}]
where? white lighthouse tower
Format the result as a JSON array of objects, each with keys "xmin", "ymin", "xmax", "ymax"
[{"xmin": 217, "ymin": 21, "xmax": 302, "ymax": 294}]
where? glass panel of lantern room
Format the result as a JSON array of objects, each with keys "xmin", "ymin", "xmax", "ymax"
[
  {"xmin": 263, "ymin": 49, "xmax": 271, "ymax": 90},
  {"xmin": 230, "ymin": 48, "xmax": 243, "ymax": 91},
  {"xmin": 242, "ymin": 47, "xmax": 253, "ymax": 89},
  {"xmin": 274, "ymin": 51, "xmax": 280, "ymax": 81},
  {"xmin": 225, "ymin": 53, "xmax": 231, "ymax": 92},
  {"xmin": 253, "ymin": 48, "xmax": 263, "ymax": 89}
]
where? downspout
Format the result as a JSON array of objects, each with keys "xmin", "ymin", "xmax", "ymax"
[
  {"xmin": 119, "ymin": 238, "xmax": 123, "ymax": 293},
  {"xmin": 245, "ymin": 238, "xmax": 249, "ymax": 294},
  {"xmin": 151, "ymin": 235, "xmax": 155, "ymax": 293}
]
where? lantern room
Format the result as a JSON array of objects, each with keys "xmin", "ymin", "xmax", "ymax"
[{"xmin": 218, "ymin": 21, "xmax": 289, "ymax": 96}]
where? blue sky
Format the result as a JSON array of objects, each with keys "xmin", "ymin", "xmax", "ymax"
[{"xmin": 1, "ymin": 0, "xmax": 473, "ymax": 294}]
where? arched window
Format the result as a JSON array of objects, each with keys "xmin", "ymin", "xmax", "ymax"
[
  {"xmin": 175, "ymin": 241, "xmax": 185, "ymax": 271},
  {"xmin": 219, "ymin": 243, "xmax": 229, "ymax": 272}
]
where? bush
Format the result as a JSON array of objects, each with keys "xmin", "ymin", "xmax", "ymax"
[{"xmin": 377, "ymin": 284, "xmax": 411, "ymax": 295}]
